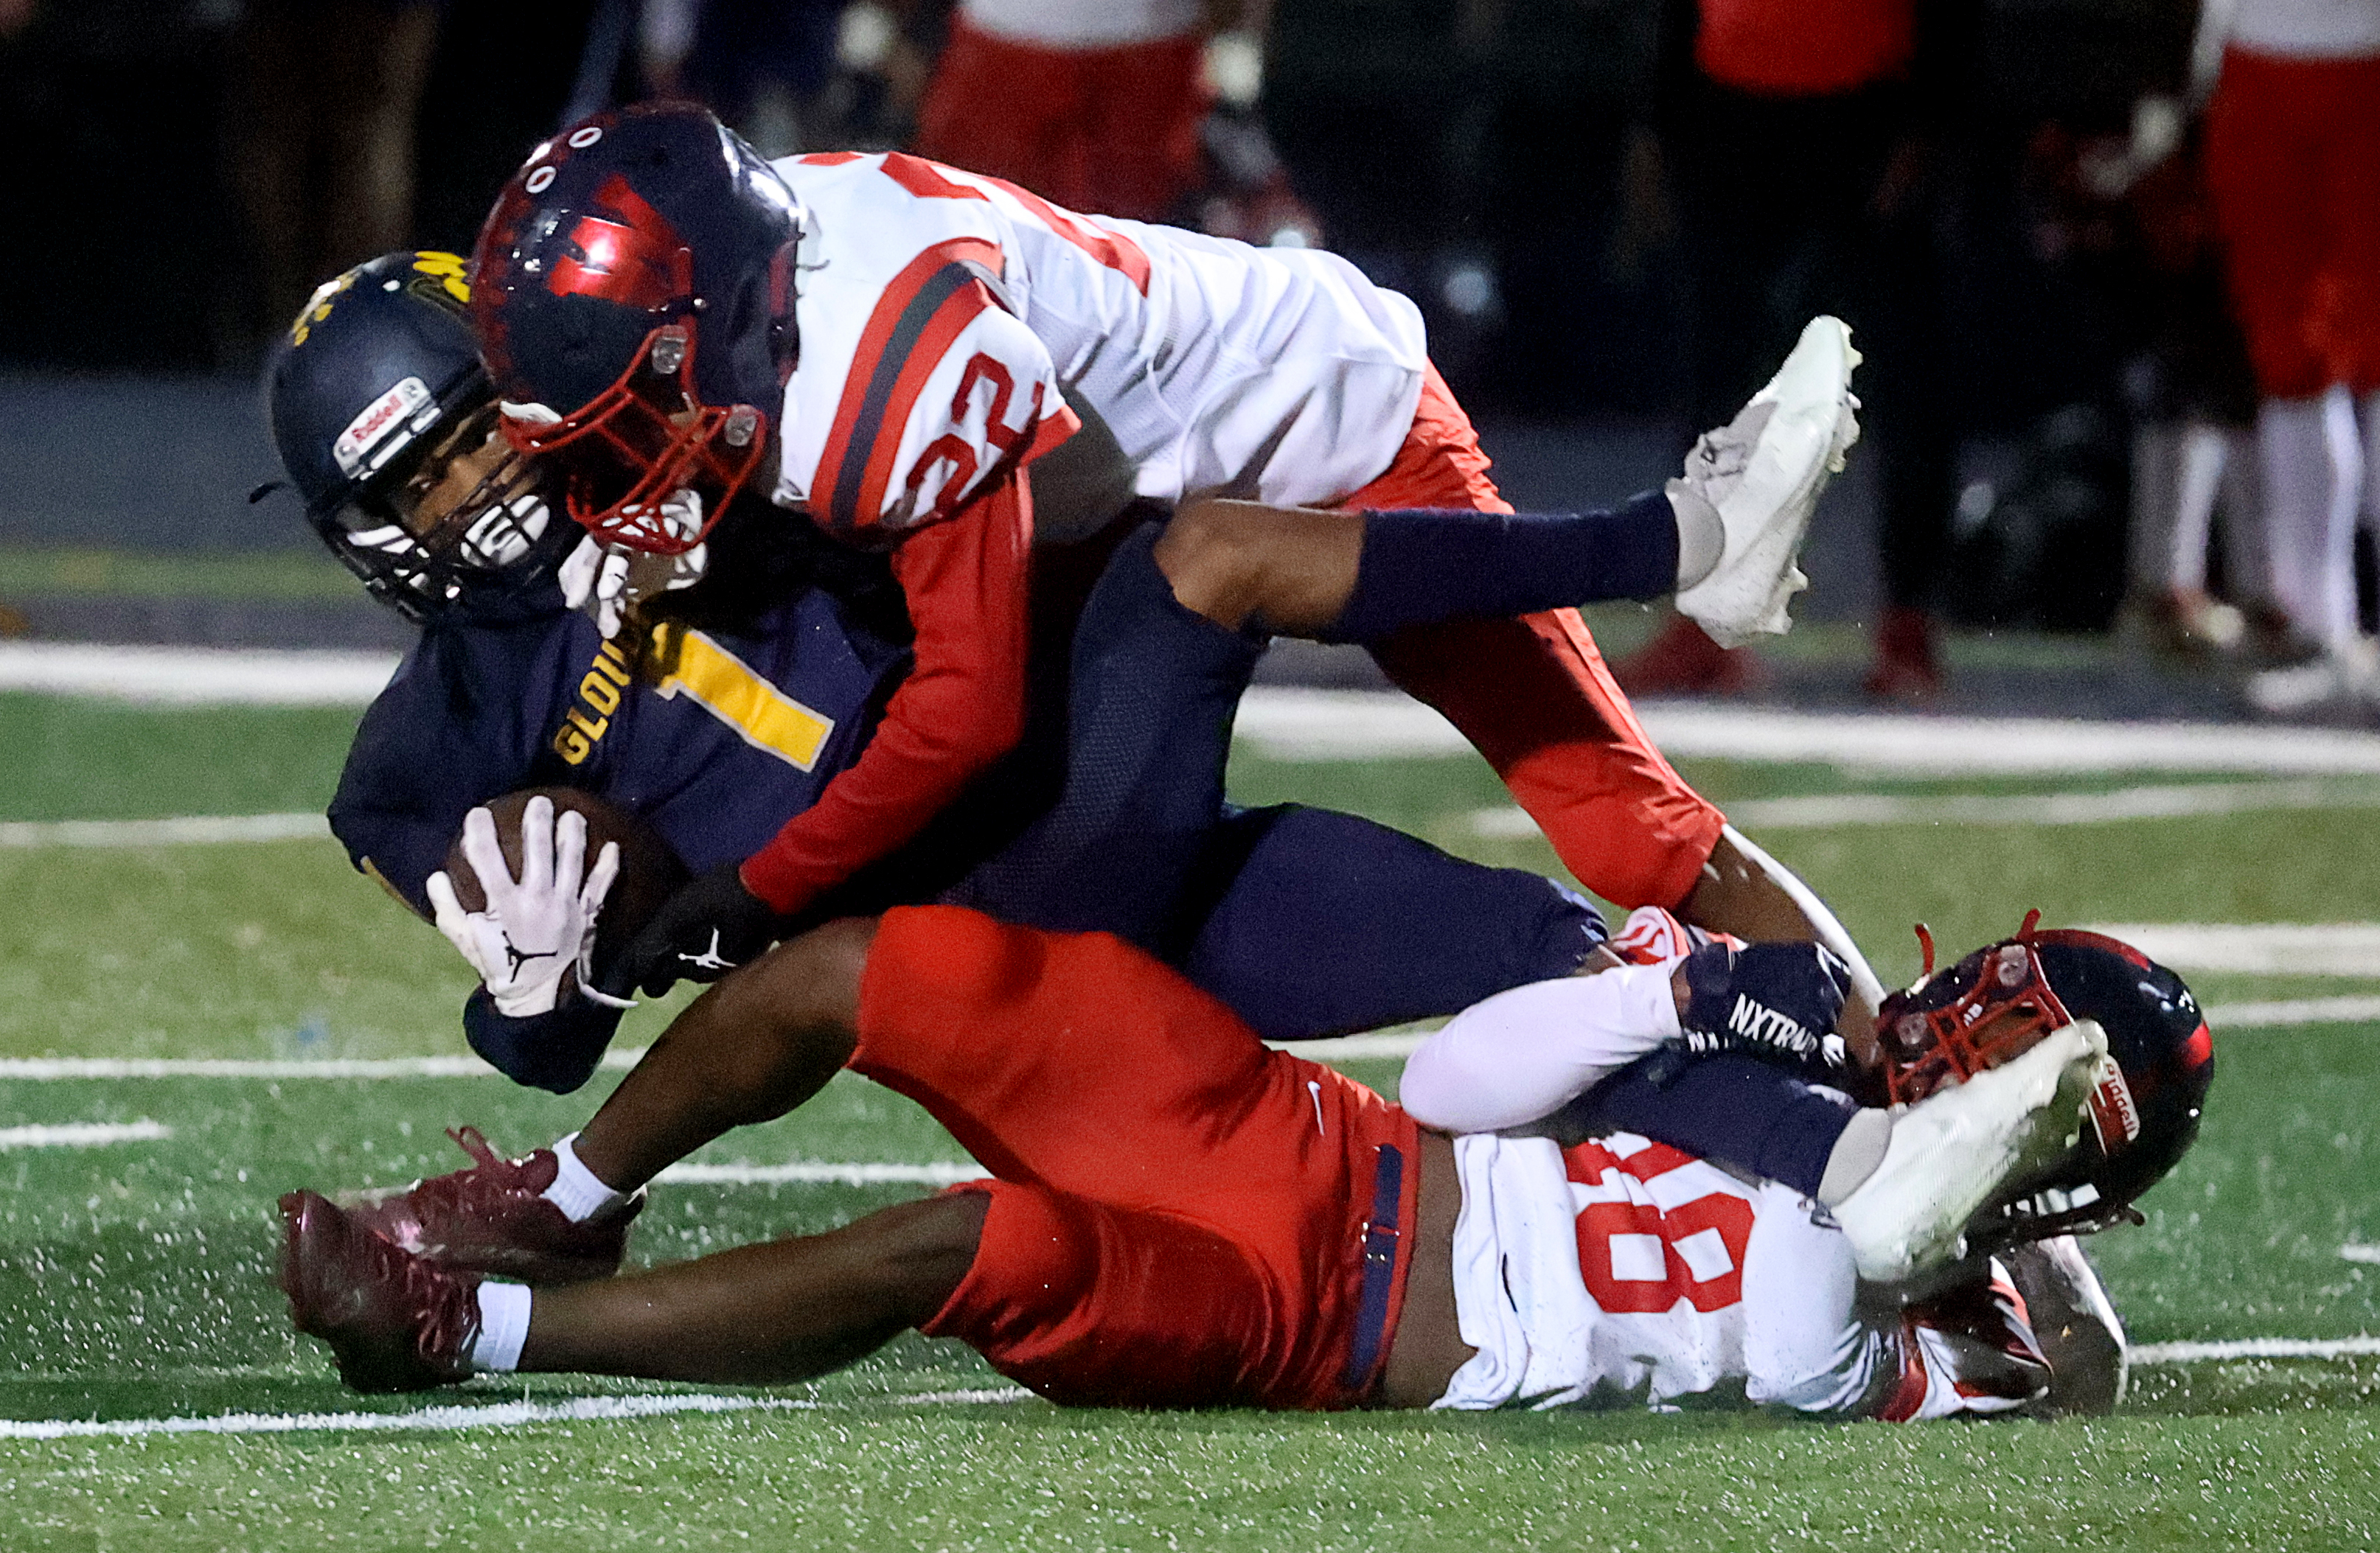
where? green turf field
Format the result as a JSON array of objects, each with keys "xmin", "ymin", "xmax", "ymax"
[{"xmin": 1, "ymin": 692, "xmax": 2376, "ymax": 1549}]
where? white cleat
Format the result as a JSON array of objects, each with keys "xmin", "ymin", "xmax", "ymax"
[
  {"xmin": 1833, "ymin": 1018, "xmax": 2106, "ymax": 1285},
  {"xmin": 1671, "ymin": 315, "xmax": 1862, "ymax": 648}
]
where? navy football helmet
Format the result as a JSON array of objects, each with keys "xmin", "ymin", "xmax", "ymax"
[
  {"xmin": 1878, "ymin": 912, "xmax": 2216, "ymax": 1244},
  {"xmin": 470, "ymin": 103, "xmax": 807, "ymax": 555},
  {"xmin": 265, "ymin": 252, "xmax": 573, "ymax": 624}
]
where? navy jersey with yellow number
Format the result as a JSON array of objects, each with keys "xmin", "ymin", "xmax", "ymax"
[{"xmin": 329, "ymin": 590, "xmax": 909, "ymax": 918}]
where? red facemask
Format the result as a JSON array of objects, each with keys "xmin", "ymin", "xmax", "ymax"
[
  {"xmin": 1876, "ymin": 912, "xmax": 2080, "ymax": 1106},
  {"xmin": 499, "ymin": 324, "xmax": 767, "ymax": 555}
]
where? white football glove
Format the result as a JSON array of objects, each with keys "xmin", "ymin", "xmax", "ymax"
[
  {"xmin": 557, "ymin": 499, "xmax": 709, "ymax": 639},
  {"xmin": 425, "ymin": 795, "xmax": 623, "ymax": 1017}
]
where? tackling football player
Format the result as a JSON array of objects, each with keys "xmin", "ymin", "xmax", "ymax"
[
  {"xmin": 466, "ymin": 103, "xmax": 1876, "ymax": 1011},
  {"xmin": 275, "ymin": 251, "xmax": 1988, "ymax": 1315},
  {"xmin": 269, "ymin": 251, "xmax": 1851, "ymax": 1120},
  {"xmin": 268, "ymin": 251, "xmax": 1921, "ymax": 1280},
  {"xmin": 280, "ymin": 907, "xmax": 2208, "ymax": 1419}
]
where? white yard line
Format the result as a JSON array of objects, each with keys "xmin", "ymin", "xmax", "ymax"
[
  {"xmin": 0, "ymin": 1120, "xmax": 168, "ymax": 1148},
  {"xmin": 2132, "ymin": 1336, "xmax": 2380, "ymax": 1364},
  {"xmin": 0, "ymin": 643, "xmax": 400, "ymax": 706},
  {"xmin": 1234, "ymin": 688, "xmax": 2380, "ymax": 775},
  {"xmin": 1472, "ymin": 778, "xmax": 2380, "ymax": 838},
  {"xmin": 0, "ymin": 814, "xmax": 329, "ymax": 848},
  {"xmin": 1269, "ymin": 1032, "xmax": 1428, "ymax": 1059},
  {"xmin": 2203, "ymin": 995, "xmax": 2380, "ymax": 1027},
  {"xmin": 0, "ymin": 1056, "xmax": 503, "ymax": 1081},
  {"xmin": 0, "ymin": 1384, "xmax": 1035, "ymax": 1442},
  {"xmin": 3, "ymin": 985, "xmax": 2376, "ymax": 1087},
  {"xmin": 2081, "ymin": 923, "xmax": 2380, "ymax": 977},
  {"xmin": 656, "ymin": 1161, "xmax": 986, "ymax": 1187},
  {"xmin": 16, "ymin": 657, "xmax": 2380, "ymax": 776},
  {"xmin": 0, "ymin": 1047, "xmax": 650, "ymax": 1081},
  {"xmin": 0, "ymin": 1338, "xmax": 2372, "ymax": 1439}
]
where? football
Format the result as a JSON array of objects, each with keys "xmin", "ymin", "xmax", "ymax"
[{"xmin": 441, "ymin": 786, "xmax": 689, "ymax": 970}]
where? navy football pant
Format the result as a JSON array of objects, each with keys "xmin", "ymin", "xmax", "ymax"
[{"xmin": 943, "ymin": 520, "xmax": 1853, "ymax": 1192}]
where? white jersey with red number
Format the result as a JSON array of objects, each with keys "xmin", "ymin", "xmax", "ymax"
[
  {"xmin": 768, "ymin": 151, "xmax": 1428, "ymax": 540},
  {"xmin": 1436, "ymin": 1131, "xmax": 2048, "ymax": 1419},
  {"xmin": 2229, "ymin": 0, "xmax": 2380, "ymax": 58}
]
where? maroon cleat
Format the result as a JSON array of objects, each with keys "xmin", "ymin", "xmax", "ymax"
[
  {"xmin": 343, "ymin": 1127, "xmax": 640, "ymax": 1285},
  {"xmin": 279, "ymin": 1189, "xmax": 482, "ymax": 1393}
]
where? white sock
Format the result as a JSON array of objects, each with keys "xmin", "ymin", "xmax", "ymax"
[
  {"xmin": 2168, "ymin": 422, "xmax": 2228, "ymax": 596},
  {"xmin": 467, "ymin": 1282, "xmax": 532, "ymax": 1373},
  {"xmin": 2258, "ymin": 396, "xmax": 2346, "ymax": 642},
  {"xmin": 1816, "ymin": 1108, "xmax": 1893, "ymax": 1206},
  {"xmin": 2361, "ymin": 392, "xmax": 2380, "ymax": 527},
  {"xmin": 542, "ymin": 1132, "xmax": 626, "ymax": 1224},
  {"xmin": 1668, "ymin": 481, "xmax": 1725, "ymax": 590}
]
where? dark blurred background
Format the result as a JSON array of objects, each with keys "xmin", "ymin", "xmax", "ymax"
[{"xmin": 1, "ymin": 0, "xmax": 2367, "ymax": 719}]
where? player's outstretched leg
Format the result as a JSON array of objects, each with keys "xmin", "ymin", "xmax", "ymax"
[
  {"xmin": 279, "ymin": 1187, "xmax": 981, "ymax": 1393},
  {"xmin": 1672, "ymin": 315, "xmax": 1863, "ymax": 647},
  {"xmin": 1155, "ymin": 318, "xmax": 1856, "ymax": 648},
  {"xmin": 1831, "ymin": 1019, "xmax": 2106, "ymax": 1283},
  {"xmin": 1155, "ymin": 491, "xmax": 1695, "ymax": 640},
  {"xmin": 515, "ymin": 1193, "xmax": 983, "ymax": 1383},
  {"xmin": 343, "ymin": 919, "xmax": 877, "ymax": 1284}
]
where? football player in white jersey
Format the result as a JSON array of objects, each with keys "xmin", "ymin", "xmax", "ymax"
[
  {"xmin": 467, "ymin": 103, "xmax": 1874, "ymax": 1013},
  {"xmin": 281, "ymin": 898, "xmax": 2206, "ymax": 1417}
]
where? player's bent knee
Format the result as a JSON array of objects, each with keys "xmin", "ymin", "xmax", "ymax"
[
  {"xmin": 728, "ymin": 915, "xmax": 878, "ymax": 1036},
  {"xmin": 917, "ymin": 1182, "xmax": 1093, "ymax": 1350},
  {"xmin": 860, "ymin": 1189, "xmax": 990, "ymax": 1329},
  {"xmin": 1152, "ymin": 498, "xmax": 1269, "ymax": 627}
]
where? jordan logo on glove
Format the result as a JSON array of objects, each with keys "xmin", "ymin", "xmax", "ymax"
[
  {"xmin": 425, "ymin": 795, "xmax": 622, "ymax": 1019},
  {"xmin": 500, "ymin": 941, "xmax": 560, "ymax": 977},
  {"xmin": 677, "ymin": 930, "xmax": 735, "ymax": 973}
]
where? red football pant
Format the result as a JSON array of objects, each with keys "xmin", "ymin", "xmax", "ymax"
[
  {"xmin": 913, "ymin": 20, "xmax": 1208, "ymax": 224},
  {"xmin": 2206, "ymin": 46, "xmax": 2380, "ymax": 397},
  {"xmin": 1343, "ymin": 366, "xmax": 1727, "ymax": 911},
  {"xmin": 857, "ymin": 907, "xmax": 1420, "ymax": 1410}
]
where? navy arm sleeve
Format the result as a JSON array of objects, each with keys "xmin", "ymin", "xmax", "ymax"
[
  {"xmin": 463, "ymin": 987, "xmax": 627, "ymax": 1095},
  {"xmin": 327, "ymin": 619, "xmax": 575, "ymax": 914}
]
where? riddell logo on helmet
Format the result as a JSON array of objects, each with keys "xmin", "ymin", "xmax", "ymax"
[
  {"xmin": 333, "ymin": 377, "xmax": 434, "ymax": 478},
  {"xmin": 2086, "ymin": 1053, "xmax": 2141, "ymax": 1151}
]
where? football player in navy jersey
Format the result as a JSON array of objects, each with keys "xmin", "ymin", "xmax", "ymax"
[
  {"xmin": 271, "ymin": 248, "xmax": 1931, "ymax": 1280},
  {"xmin": 271, "ymin": 252, "xmax": 1635, "ymax": 1095}
]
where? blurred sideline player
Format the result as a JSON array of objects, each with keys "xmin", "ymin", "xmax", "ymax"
[
  {"xmin": 281, "ymin": 904, "xmax": 2208, "ymax": 1420},
  {"xmin": 2204, "ymin": 0, "xmax": 2380, "ymax": 702},
  {"xmin": 467, "ymin": 103, "xmax": 1875, "ymax": 1013},
  {"xmin": 911, "ymin": 0, "xmax": 1219, "ymax": 223}
]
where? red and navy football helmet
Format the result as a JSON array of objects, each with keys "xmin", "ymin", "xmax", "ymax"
[
  {"xmin": 470, "ymin": 102, "xmax": 807, "ymax": 556},
  {"xmin": 264, "ymin": 252, "xmax": 572, "ymax": 624},
  {"xmin": 1877, "ymin": 912, "xmax": 2215, "ymax": 1243}
]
